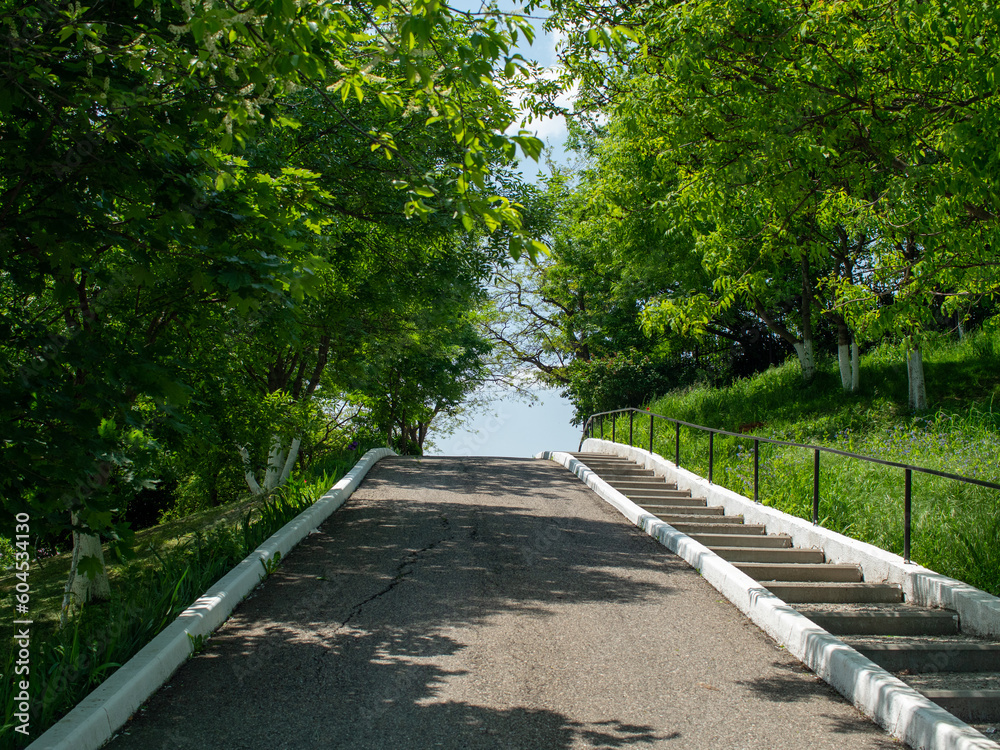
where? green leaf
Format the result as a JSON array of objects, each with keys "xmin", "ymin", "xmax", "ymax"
[{"xmin": 77, "ymin": 554, "xmax": 105, "ymax": 580}]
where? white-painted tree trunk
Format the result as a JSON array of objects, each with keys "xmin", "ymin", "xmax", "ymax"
[
  {"xmin": 837, "ymin": 342, "xmax": 861, "ymax": 392},
  {"xmin": 238, "ymin": 445, "xmax": 263, "ymax": 495},
  {"xmin": 278, "ymin": 437, "xmax": 301, "ymax": 486},
  {"xmin": 263, "ymin": 436, "xmax": 286, "ymax": 492},
  {"xmin": 837, "ymin": 343, "xmax": 851, "ymax": 390},
  {"xmin": 907, "ymin": 348, "xmax": 927, "ymax": 410},
  {"xmin": 792, "ymin": 339, "xmax": 816, "ymax": 382},
  {"xmin": 238, "ymin": 436, "xmax": 301, "ymax": 495},
  {"xmin": 60, "ymin": 512, "xmax": 111, "ymax": 626}
]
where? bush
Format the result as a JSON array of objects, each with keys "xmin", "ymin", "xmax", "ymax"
[{"xmin": 564, "ymin": 349, "xmax": 692, "ymax": 424}]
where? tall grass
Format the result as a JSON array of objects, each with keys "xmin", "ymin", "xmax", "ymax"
[
  {"xmin": 596, "ymin": 331, "xmax": 1000, "ymax": 597},
  {"xmin": 0, "ymin": 454, "xmax": 362, "ymax": 749}
]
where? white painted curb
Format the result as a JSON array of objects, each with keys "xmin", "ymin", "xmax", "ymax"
[
  {"xmin": 28, "ymin": 447, "xmax": 397, "ymax": 750},
  {"xmin": 539, "ymin": 447, "xmax": 1000, "ymax": 750}
]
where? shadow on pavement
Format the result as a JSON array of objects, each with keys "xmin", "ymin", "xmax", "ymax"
[{"xmin": 103, "ymin": 457, "xmax": 894, "ymax": 750}]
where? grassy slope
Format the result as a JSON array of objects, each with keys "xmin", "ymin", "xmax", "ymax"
[
  {"xmin": 624, "ymin": 331, "xmax": 1000, "ymax": 596},
  {"xmin": 0, "ymin": 450, "xmax": 366, "ymax": 641},
  {"xmin": 0, "ymin": 450, "xmax": 365, "ymax": 747},
  {"xmin": 0, "ymin": 493, "xmax": 276, "ymax": 640}
]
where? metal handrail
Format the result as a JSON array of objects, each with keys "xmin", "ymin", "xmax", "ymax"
[{"xmin": 579, "ymin": 406, "xmax": 1000, "ymax": 563}]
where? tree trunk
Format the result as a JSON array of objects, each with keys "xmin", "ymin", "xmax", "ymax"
[
  {"xmin": 263, "ymin": 435, "xmax": 286, "ymax": 491},
  {"xmin": 798, "ymin": 254, "xmax": 815, "ymax": 383},
  {"xmin": 277, "ymin": 437, "xmax": 301, "ymax": 486},
  {"xmin": 238, "ymin": 445, "xmax": 264, "ymax": 495},
  {"xmin": 751, "ymin": 299, "xmax": 813, "ymax": 381},
  {"xmin": 60, "ymin": 512, "xmax": 110, "ymax": 626},
  {"xmin": 907, "ymin": 347, "xmax": 927, "ymax": 410},
  {"xmin": 792, "ymin": 340, "xmax": 816, "ymax": 382},
  {"xmin": 837, "ymin": 343, "xmax": 850, "ymax": 390},
  {"xmin": 836, "ymin": 320, "xmax": 859, "ymax": 392},
  {"xmin": 240, "ymin": 437, "xmax": 299, "ymax": 495}
]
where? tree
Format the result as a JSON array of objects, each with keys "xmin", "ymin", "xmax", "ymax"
[
  {"xmin": 1, "ymin": 0, "xmax": 544, "ymax": 612},
  {"xmin": 485, "ymin": 124, "xmax": 782, "ymax": 420},
  {"xmin": 546, "ymin": 0, "xmax": 1000, "ymax": 401}
]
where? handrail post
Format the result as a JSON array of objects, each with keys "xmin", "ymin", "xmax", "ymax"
[
  {"xmin": 629, "ymin": 410, "xmax": 633, "ymax": 447},
  {"xmin": 708, "ymin": 432, "xmax": 714, "ymax": 483},
  {"xmin": 674, "ymin": 422, "xmax": 680, "ymax": 466},
  {"xmin": 753, "ymin": 439, "xmax": 760, "ymax": 503},
  {"xmin": 649, "ymin": 413, "xmax": 654, "ymax": 454},
  {"xmin": 904, "ymin": 469, "xmax": 912, "ymax": 563},
  {"xmin": 600, "ymin": 415, "xmax": 604, "ymax": 440},
  {"xmin": 812, "ymin": 449, "xmax": 820, "ymax": 524},
  {"xmin": 612, "ymin": 416, "xmax": 616, "ymax": 443}
]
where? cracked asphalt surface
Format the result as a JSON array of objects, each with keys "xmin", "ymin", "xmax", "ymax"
[{"xmin": 105, "ymin": 456, "xmax": 901, "ymax": 749}]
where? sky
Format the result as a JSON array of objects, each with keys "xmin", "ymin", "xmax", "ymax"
[
  {"xmin": 427, "ymin": 3, "xmax": 578, "ymax": 457},
  {"xmin": 426, "ymin": 388, "xmax": 582, "ymax": 457}
]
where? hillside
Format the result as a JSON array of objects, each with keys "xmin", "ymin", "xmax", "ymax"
[{"xmin": 634, "ymin": 331, "xmax": 1000, "ymax": 596}]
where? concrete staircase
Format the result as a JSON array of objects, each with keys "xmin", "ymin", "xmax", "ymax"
[{"xmin": 570, "ymin": 452, "xmax": 1000, "ymax": 732}]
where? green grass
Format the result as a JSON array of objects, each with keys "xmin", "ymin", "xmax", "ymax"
[
  {"xmin": 598, "ymin": 331, "xmax": 1000, "ymax": 597},
  {"xmin": 0, "ymin": 448, "xmax": 369, "ymax": 749}
]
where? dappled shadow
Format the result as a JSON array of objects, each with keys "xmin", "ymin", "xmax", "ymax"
[
  {"xmin": 139, "ymin": 619, "xmax": 671, "ymax": 749},
  {"xmin": 106, "ymin": 457, "xmax": 682, "ymax": 749},
  {"xmin": 356, "ymin": 455, "xmax": 591, "ymax": 501},
  {"xmin": 735, "ymin": 660, "xmax": 833, "ymax": 704},
  {"xmin": 814, "ymin": 714, "xmax": 902, "ymax": 747},
  {"xmin": 733, "ymin": 662, "xmax": 898, "ymax": 747},
  {"xmin": 104, "ymin": 456, "xmax": 894, "ymax": 750}
]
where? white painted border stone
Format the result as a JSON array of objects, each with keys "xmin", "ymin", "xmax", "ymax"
[
  {"xmin": 27, "ymin": 447, "xmax": 397, "ymax": 750},
  {"xmin": 539, "ymin": 445, "xmax": 1000, "ymax": 750}
]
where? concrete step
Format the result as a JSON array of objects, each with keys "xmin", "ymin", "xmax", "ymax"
[
  {"xmin": 577, "ymin": 458, "xmax": 632, "ymax": 464},
  {"xmin": 598, "ymin": 482, "xmax": 676, "ymax": 495},
  {"xmin": 656, "ymin": 513, "xmax": 744, "ymax": 524},
  {"xmin": 793, "ymin": 604, "xmax": 960, "ymax": 636},
  {"xmin": 616, "ymin": 489, "xmax": 690, "ymax": 500},
  {"xmin": 711, "ymin": 547, "xmax": 826, "ymax": 564},
  {"xmin": 762, "ymin": 582, "xmax": 902, "ymax": 604},
  {"xmin": 921, "ymin": 690, "xmax": 1000, "ymax": 723},
  {"xmin": 697, "ymin": 533, "xmax": 792, "ymax": 548},
  {"xmin": 840, "ymin": 636, "xmax": 1000, "ymax": 673},
  {"xmin": 623, "ymin": 493, "xmax": 697, "ymax": 504},
  {"xmin": 611, "ymin": 483, "xmax": 688, "ymax": 494},
  {"xmin": 734, "ymin": 562, "xmax": 862, "ymax": 583},
  {"xmin": 594, "ymin": 469, "xmax": 657, "ymax": 478},
  {"xmin": 570, "ymin": 453, "xmax": 628, "ymax": 460},
  {"xmin": 634, "ymin": 496, "xmax": 708, "ymax": 508},
  {"xmin": 619, "ymin": 490, "xmax": 688, "ymax": 499},
  {"xmin": 900, "ymin": 672, "xmax": 1000, "ymax": 722},
  {"xmin": 669, "ymin": 522, "xmax": 763, "ymax": 535},
  {"xmin": 585, "ymin": 466, "xmax": 652, "ymax": 475},
  {"xmin": 578, "ymin": 461, "xmax": 652, "ymax": 472},
  {"xmin": 641, "ymin": 505, "xmax": 725, "ymax": 516}
]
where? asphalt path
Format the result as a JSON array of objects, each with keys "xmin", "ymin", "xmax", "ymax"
[{"xmin": 105, "ymin": 457, "xmax": 900, "ymax": 749}]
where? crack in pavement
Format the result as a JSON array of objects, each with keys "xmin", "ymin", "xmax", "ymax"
[{"xmin": 334, "ymin": 516, "xmax": 455, "ymax": 637}]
